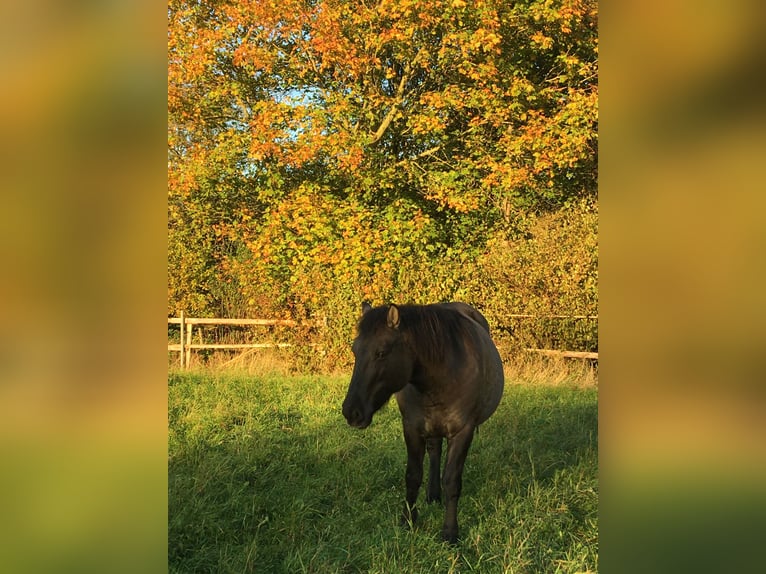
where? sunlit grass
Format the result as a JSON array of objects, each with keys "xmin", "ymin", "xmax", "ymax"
[{"xmin": 169, "ymin": 372, "xmax": 597, "ymax": 573}]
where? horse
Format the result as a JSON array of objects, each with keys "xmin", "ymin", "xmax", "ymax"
[{"xmin": 341, "ymin": 302, "xmax": 504, "ymax": 543}]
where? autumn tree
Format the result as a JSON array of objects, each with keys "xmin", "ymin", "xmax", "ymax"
[{"xmin": 168, "ymin": 0, "xmax": 597, "ymax": 359}]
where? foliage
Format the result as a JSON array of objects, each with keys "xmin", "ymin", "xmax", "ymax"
[
  {"xmin": 168, "ymin": 0, "xmax": 598, "ymax": 356},
  {"xmin": 467, "ymin": 198, "xmax": 598, "ymax": 352},
  {"xmin": 169, "ymin": 373, "xmax": 598, "ymax": 573}
]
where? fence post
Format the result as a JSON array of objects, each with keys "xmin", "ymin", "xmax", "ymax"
[
  {"xmin": 179, "ymin": 310, "xmax": 185, "ymax": 369},
  {"xmin": 185, "ymin": 322, "xmax": 193, "ymax": 369}
]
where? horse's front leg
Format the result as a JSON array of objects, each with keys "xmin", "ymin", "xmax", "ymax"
[
  {"xmin": 441, "ymin": 425, "xmax": 476, "ymax": 544},
  {"xmin": 401, "ymin": 424, "xmax": 425, "ymax": 528},
  {"xmin": 426, "ymin": 437, "xmax": 443, "ymax": 503}
]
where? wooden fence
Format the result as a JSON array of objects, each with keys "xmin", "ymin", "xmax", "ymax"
[
  {"xmin": 501, "ymin": 313, "xmax": 598, "ymax": 360},
  {"xmin": 168, "ymin": 312, "xmax": 302, "ymax": 368},
  {"xmin": 168, "ymin": 312, "xmax": 598, "ymax": 369}
]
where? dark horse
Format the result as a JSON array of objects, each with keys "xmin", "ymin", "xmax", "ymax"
[{"xmin": 342, "ymin": 302, "xmax": 504, "ymax": 543}]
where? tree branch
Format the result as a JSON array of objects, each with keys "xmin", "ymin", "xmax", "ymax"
[
  {"xmin": 368, "ymin": 48, "xmax": 426, "ymax": 145},
  {"xmin": 395, "ymin": 145, "xmax": 442, "ymax": 167},
  {"xmin": 369, "ymin": 71, "xmax": 409, "ymax": 145}
]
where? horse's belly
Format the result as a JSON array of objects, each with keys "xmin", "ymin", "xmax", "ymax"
[
  {"xmin": 476, "ymin": 380, "xmax": 503, "ymax": 425},
  {"xmin": 395, "ymin": 386, "xmax": 480, "ymax": 438}
]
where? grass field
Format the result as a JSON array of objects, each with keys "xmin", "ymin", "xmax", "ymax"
[{"xmin": 168, "ymin": 369, "xmax": 598, "ymax": 573}]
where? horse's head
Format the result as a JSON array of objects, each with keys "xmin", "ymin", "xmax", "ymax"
[{"xmin": 342, "ymin": 303, "xmax": 415, "ymax": 429}]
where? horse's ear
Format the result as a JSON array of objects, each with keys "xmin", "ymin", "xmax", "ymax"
[
  {"xmin": 361, "ymin": 302, "xmax": 372, "ymax": 316},
  {"xmin": 387, "ymin": 304, "xmax": 400, "ymax": 329}
]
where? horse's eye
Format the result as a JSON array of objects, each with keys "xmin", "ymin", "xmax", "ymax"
[{"xmin": 375, "ymin": 349, "xmax": 388, "ymax": 360}]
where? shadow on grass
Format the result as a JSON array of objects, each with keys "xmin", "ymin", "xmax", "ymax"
[{"xmin": 168, "ymin": 377, "xmax": 597, "ymax": 573}]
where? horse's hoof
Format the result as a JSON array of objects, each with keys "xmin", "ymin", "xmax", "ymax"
[
  {"xmin": 441, "ymin": 526, "xmax": 458, "ymax": 545},
  {"xmin": 426, "ymin": 492, "xmax": 441, "ymax": 504},
  {"xmin": 400, "ymin": 507, "xmax": 418, "ymax": 529}
]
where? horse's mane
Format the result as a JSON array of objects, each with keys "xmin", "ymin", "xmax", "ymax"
[{"xmin": 357, "ymin": 304, "xmax": 477, "ymax": 366}]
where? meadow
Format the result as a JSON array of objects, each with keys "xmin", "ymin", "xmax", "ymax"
[{"xmin": 168, "ymin": 366, "xmax": 597, "ymax": 573}]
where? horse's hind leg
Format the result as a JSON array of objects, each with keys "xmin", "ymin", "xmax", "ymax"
[
  {"xmin": 426, "ymin": 437, "xmax": 442, "ymax": 503},
  {"xmin": 441, "ymin": 425, "xmax": 475, "ymax": 544},
  {"xmin": 401, "ymin": 425, "xmax": 425, "ymax": 528}
]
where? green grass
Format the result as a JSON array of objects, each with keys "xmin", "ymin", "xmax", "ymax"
[{"xmin": 169, "ymin": 372, "xmax": 598, "ymax": 573}]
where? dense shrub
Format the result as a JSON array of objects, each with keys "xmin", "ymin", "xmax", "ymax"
[{"xmin": 169, "ymin": 199, "xmax": 596, "ymax": 372}]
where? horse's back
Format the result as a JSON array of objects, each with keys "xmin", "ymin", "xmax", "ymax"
[{"xmin": 438, "ymin": 302, "xmax": 491, "ymax": 334}]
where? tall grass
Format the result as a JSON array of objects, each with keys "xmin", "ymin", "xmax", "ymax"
[
  {"xmin": 169, "ymin": 372, "xmax": 597, "ymax": 573},
  {"xmin": 170, "ymin": 343, "xmax": 597, "ymax": 384}
]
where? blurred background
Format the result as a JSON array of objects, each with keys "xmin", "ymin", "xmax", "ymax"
[
  {"xmin": 601, "ymin": 0, "xmax": 766, "ymax": 571},
  {"xmin": 0, "ymin": 1, "xmax": 167, "ymax": 572}
]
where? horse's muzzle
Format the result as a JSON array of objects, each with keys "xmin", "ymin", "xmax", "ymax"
[{"xmin": 342, "ymin": 399, "xmax": 371, "ymax": 429}]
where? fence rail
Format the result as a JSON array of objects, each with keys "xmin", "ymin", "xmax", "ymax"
[
  {"xmin": 169, "ymin": 312, "xmax": 598, "ymax": 369},
  {"xmin": 526, "ymin": 348, "xmax": 598, "ymax": 360},
  {"xmin": 168, "ymin": 317, "xmax": 298, "ymax": 327}
]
